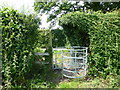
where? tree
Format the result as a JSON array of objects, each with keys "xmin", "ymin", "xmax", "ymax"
[
  {"xmin": 84, "ymin": 2, "xmax": 120, "ymax": 13},
  {"xmin": 34, "ymin": 1, "xmax": 120, "ymax": 27},
  {"xmin": 34, "ymin": 1, "xmax": 84, "ymax": 27}
]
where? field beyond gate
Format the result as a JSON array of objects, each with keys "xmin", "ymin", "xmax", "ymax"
[{"xmin": 53, "ymin": 46, "xmax": 88, "ymax": 78}]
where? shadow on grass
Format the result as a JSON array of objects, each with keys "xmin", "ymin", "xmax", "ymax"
[{"xmin": 25, "ymin": 61, "xmax": 63, "ymax": 88}]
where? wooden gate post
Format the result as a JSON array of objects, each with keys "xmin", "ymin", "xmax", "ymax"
[{"xmin": 47, "ymin": 29, "xmax": 53, "ymax": 70}]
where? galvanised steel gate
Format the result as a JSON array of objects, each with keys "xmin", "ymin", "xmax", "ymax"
[{"xmin": 52, "ymin": 46, "xmax": 88, "ymax": 78}]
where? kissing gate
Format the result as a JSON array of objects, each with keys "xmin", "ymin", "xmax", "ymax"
[
  {"xmin": 34, "ymin": 30, "xmax": 88, "ymax": 78},
  {"xmin": 52, "ymin": 46, "xmax": 88, "ymax": 78}
]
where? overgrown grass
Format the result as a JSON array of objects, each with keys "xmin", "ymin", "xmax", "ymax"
[
  {"xmin": 57, "ymin": 76, "xmax": 120, "ymax": 88},
  {"xmin": 7, "ymin": 64, "xmax": 120, "ymax": 88},
  {"xmin": 4, "ymin": 53, "xmax": 120, "ymax": 88},
  {"xmin": 6, "ymin": 54, "xmax": 120, "ymax": 88},
  {"xmin": 26, "ymin": 70, "xmax": 120, "ymax": 88}
]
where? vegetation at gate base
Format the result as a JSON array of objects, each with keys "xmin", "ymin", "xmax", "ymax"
[
  {"xmin": 30, "ymin": 10, "xmax": 120, "ymax": 88},
  {"xmin": 59, "ymin": 10, "xmax": 120, "ymax": 78},
  {"xmin": 0, "ymin": 4, "xmax": 120, "ymax": 88},
  {"xmin": 1, "ymin": 7, "xmax": 40, "ymax": 87}
]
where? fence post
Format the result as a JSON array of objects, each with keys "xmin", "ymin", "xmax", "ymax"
[{"xmin": 49, "ymin": 29, "xmax": 53, "ymax": 70}]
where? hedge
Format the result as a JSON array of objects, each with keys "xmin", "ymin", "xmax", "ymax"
[
  {"xmin": 52, "ymin": 29, "xmax": 67, "ymax": 48},
  {"xmin": 59, "ymin": 11, "xmax": 120, "ymax": 78},
  {"xmin": 35, "ymin": 29, "xmax": 67, "ymax": 48},
  {"xmin": 1, "ymin": 8, "xmax": 40, "ymax": 87},
  {"xmin": 34, "ymin": 29, "xmax": 53, "ymax": 69}
]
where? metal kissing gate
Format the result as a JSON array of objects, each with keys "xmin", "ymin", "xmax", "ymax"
[{"xmin": 52, "ymin": 46, "xmax": 88, "ymax": 78}]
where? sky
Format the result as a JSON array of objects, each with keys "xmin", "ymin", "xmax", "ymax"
[
  {"xmin": 0, "ymin": 0, "xmax": 34, "ymax": 13},
  {"xmin": 0, "ymin": 0, "xmax": 84, "ymax": 29},
  {"xmin": 0, "ymin": 0, "xmax": 49, "ymax": 29}
]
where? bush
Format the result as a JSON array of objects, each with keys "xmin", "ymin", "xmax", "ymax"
[
  {"xmin": 36, "ymin": 29, "xmax": 50, "ymax": 48},
  {"xmin": 52, "ymin": 29, "xmax": 67, "ymax": 48},
  {"xmin": 59, "ymin": 12, "xmax": 93, "ymax": 47},
  {"xmin": 1, "ymin": 7, "xmax": 40, "ymax": 87},
  {"xmin": 88, "ymin": 12, "xmax": 120, "ymax": 77},
  {"xmin": 59, "ymin": 11, "xmax": 120, "ymax": 78},
  {"xmin": 35, "ymin": 29, "xmax": 67, "ymax": 48}
]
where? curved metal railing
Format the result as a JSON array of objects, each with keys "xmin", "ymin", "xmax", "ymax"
[{"xmin": 52, "ymin": 46, "xmax": 88, "ymax": 78}]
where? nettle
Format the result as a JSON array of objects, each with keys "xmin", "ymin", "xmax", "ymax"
[
  {"xmin": 59, "ymin": 11, "xmax": 120, "ymax": 78},
  {"xmin": 1, "ymin": 8, "xmax": 40, "ymax": 87}
]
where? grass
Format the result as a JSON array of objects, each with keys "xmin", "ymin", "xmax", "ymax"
[
  {"xmin": 21, "ymin": 61, "xmax": 120, "ymax": 88},
  {"xmin": 22, "ymin": 49, "xmax": 120, "ymax": 89},
  {"xmin": 25, "ymin": 70, "xmax": 120, "ymax": 88},
  {"xmin": 3, "ymin": 62, "xmax": 120, "ymax": 88},
  {"xmin": 5, "ymin": 49, "xmax": 120, "ymax": 88},
  {"xmin": 57, "ymin": 78, "xmax": 111, "ymax": 88}
]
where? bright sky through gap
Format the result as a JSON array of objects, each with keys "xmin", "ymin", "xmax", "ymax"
[
  {"xmin": 0, "ymin": 0, "xmax": 49, "ymax": 28},
  {"xmin": 0, "ymin": 0, "xmax": 84, "ymax": 29},
  {"xmin": 0, "ymin": 0, "xmax": 35, "ymax": 14}
]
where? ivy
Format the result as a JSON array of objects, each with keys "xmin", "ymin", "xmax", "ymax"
[{"xmin": 1, "ymin": 7, "xmax": 40, "ymax": 87}]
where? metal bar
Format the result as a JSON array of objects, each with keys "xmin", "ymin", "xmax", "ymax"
[
  {"xmin": 63, "ymin": 52, "xmax": 86, "ymax": 54},
  {"xmin": 63, "ymin": 69, "xmax": 85, "ymax": 73},
  {"xmin": 75, "ymin": 51, "xmax": 77, "ymax": 73},
  {"xmin": 63, "ymin": 56, "xmax": 84, "ymax": 59},
  {"xmin": 63, "ymin": 74, "xmax": 85, "ymax": 79},
  {"xmin": 53, "ymin": 48, "xmax": 86, "ymax": 51},
  {"xmin": 52, "ymin": 63, "xmax": 62, "ymax": 65},
  {"xmin": 52, "ymin": 46, "xmax": 88, "ymax": 78},
  {"xmin": 51, "ymin": 50, "xmax": 53, "ymax": 68},
  {"xmin": 62, "ymin": 50, "xmax": 64, "ymax": 78},
  {"xmin": 34, "ymin": 53, "xmax": 49, "ymax": 55}
]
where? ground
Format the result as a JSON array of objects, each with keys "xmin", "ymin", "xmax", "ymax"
[
  {"xmin": 24, "ymin": 59, "xmax": 120, "ymax": 88},
  {"xmin": 25, "ymin": 65, "xmax": 120, "ymax": 88},
  {"xmin": 1, "ymin": 60, "xmax": 120, "ymax": 88}
]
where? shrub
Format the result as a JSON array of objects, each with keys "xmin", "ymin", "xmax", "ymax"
[
  {"xmin": 88, "ymin": 11, "xmax": 120, "ymax": 77},
  {"xmin": 1, "ymin": 7, "xmax": 40, "ymax": 87},
  {"xmin": 34, "ymin": 29, "xmax": 53, "ymax": 70},
  {"xmin": 52, "ymin": 29, "xmax": 67, "ymax": 48},
  {"xmin": 36, "ymin": 29, "xmax": 50, "ymax": 48},
  {"xmin": 59, "ymin": 11, "xmax": 120, "ymax": 78}
]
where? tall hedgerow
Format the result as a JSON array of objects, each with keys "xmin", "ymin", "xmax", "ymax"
[
  {"xmin": 59, "ymin": 11, "xmax": 120, "ymax": 78},
  {"xmin": 88, "ymin": 11, "xmax": 120, "ymax": 77},
  {"xmin": 1, "ymin": 7, "xmax": 40, "ymax": 87}
]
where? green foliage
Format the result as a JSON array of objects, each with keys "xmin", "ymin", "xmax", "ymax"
[
  {"xmin": 88, "ymin": 11, "xmax": 120, "ymax": 77},
  {"xmin": 34, "ymin": 1, "xmax": 119, "ymax": 27},
  {"xmin": 59, "ymin": 11, "xmax": 93, "ymax": 46},
  {"xmin": 29, "ymin": 69, "xmax": 57, "ymax": 88},
  {"xmin": 57, "ymin": 75, "xmax": 120, "ymax": 88},
  {"xmin": 84, "ymin": 2, "xmax": 120, "ymax": 13},
  {"xmin": 59, "ymin": 11, "xmax": 120, "ymax": 78},
  {"xmin": 52, "ymin": 29, "xmax": 66, "ymax": 48},
  {"xmin": 34, "ymin": 29, "xmax": 53, "ymax": 69},
  {"xmin": 34, "ymin": 1, "xmax": 84, "ymax": 27},
  {"xmin": 36, "ymin": 29, "xmax": 67, "ymax": 48},
  {"xmin": 1, "ymin": 7, "xmax": 40, "ymax": 87},
  {"xmin": 36, "ymin": 29, "xmax": 50, "ymax": 48}
]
